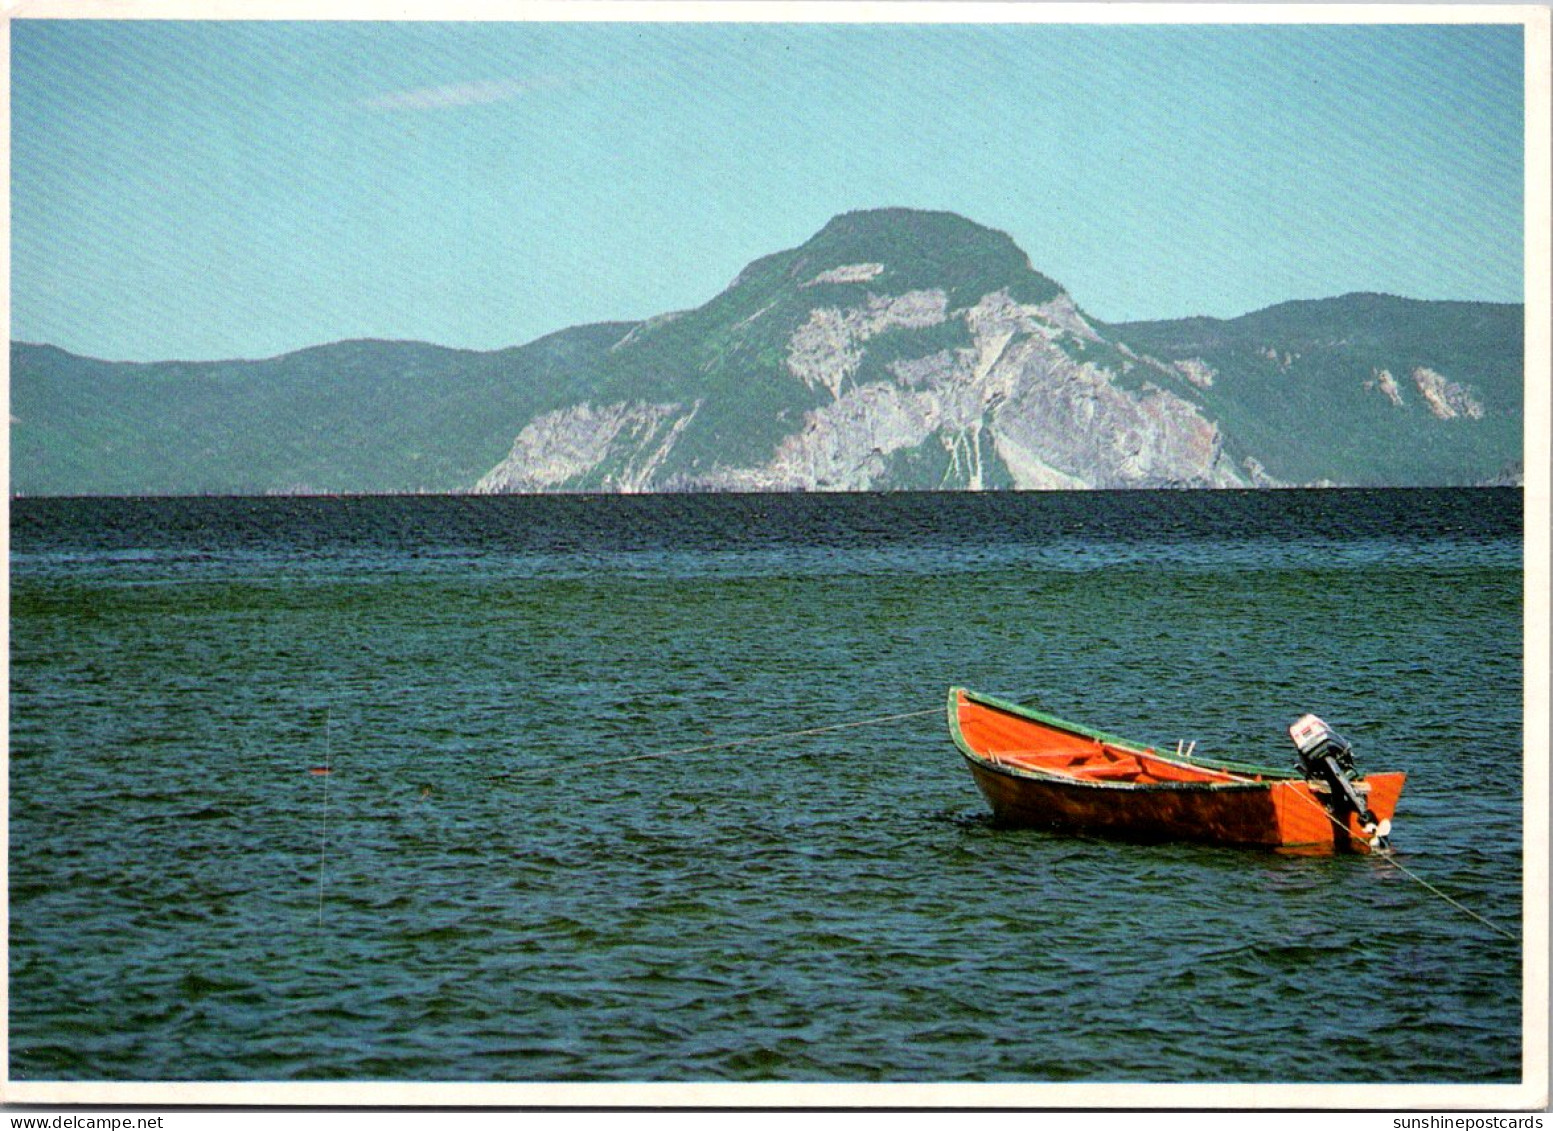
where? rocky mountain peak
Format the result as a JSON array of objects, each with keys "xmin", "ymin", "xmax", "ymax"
[{"xmin": 8, "ymin": 210, "xmax": 1523, "ymax": 495}]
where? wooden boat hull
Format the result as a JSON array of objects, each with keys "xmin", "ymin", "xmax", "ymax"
[{"xmin": 950, "ymin": 688, "xmax": 1405, "ymax": 853}]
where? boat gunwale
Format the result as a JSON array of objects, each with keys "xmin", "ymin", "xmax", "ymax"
[
  {"xmin": 947, "ymin": 686, "xmax": 1301, "ymax": 787},
  {"xmin": 955, "ymin": 745, "xmax": 1283, "ymax": 793}
]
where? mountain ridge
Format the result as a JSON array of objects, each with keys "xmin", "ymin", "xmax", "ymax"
[{"xmin": 10, "ymin": 208, "xmax": 1523, "ymax": 495}]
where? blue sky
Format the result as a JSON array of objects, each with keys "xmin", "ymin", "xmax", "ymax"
[{"xmin": 11, "ymin": 17, "xmax": 1528, "ymax": 362}]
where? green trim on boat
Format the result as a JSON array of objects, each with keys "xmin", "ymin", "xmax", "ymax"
[{"xmin": 948, "ymin": 686, "xmax": 1296, "ymax": 780}]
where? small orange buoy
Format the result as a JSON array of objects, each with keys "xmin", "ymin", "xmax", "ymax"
[{"xmin": 309, "ymin": 766, "xmax": 332, "ymax": 775}]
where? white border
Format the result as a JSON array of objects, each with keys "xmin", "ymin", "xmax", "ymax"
[{"xmin": 2, "ymin": 1, "xmax": 1548, "ymax": 1112}]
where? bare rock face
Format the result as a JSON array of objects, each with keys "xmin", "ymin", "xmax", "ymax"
[
  {"xmin": 1368, "ymin": 368, "xmax": 1406, "ymax": 407},
  {"xmin": 1412, "ymin": 367, "xmax": 1484, "ymax": 420},
  {"xmin": 463, "ymin": 212, "xmax": 1517, "ymax": 494},
  {"xmin": 776, "ymin": 287, "xmax": 1236, "ymax": 484},
  {"xmin": 803, "ymin": 263, "xmax": 885, "ymax": 287},
  {"xmin": 785, "ymin": 289, "xmax": 951, "ymax": 400},
  {"xmin": 711, "ymin": 381, "xmax": 940, "ymax": 491},
  {"xmin": 475, "ymin": 400, "xmax": 701, "ymax": 493},
  {"xmin": 1026, "ymin": 293, "xmax": 1104, "ymax": 343},
  {"xmin": 988, "ymin": 348, "xmax": 1241, "ymax": 489},
  {"xmin": 1173, "ymin": 358, "xmax": 1216, "ymax": 389},
  {"xmin": 655, "ymin": 289, "xmax": 1245, "ymax": 492}
]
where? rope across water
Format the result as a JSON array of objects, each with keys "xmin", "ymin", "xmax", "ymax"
[
  {"xmin": 501, "ymin": 695, "xmax": 1519, "ymax": 944},
  {"xmin": 1275, "ymin": 775, "xmax": 1519, "ymax": 942},
  {"xmin": 516, "ymin": 705, "xmax": 944, "ymax": 776}
]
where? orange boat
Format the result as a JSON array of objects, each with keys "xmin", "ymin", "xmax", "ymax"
[{"xmin": 948, "ymin": 687, "xmax": 1405, "ymax": 853}]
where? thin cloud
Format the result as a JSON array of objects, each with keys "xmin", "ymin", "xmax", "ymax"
[{"xmin": 361, "ymin": 75, "xmax": 563, "ymax": 112}]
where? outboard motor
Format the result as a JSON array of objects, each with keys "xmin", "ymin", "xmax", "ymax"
[{"xmin": 1288, "ymin": 714, "xmax": 1391, "ymax": 849}]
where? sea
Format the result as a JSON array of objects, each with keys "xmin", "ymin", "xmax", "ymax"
[{"xmin": 6, "ymin": 489, "xmax": 1528, "ymax": 1087}]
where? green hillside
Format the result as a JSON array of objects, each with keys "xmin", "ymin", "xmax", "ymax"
[
  {"xmin": 10, "ymin": 325, "xmax": 630, "ymax": 495},
  {"xmin": 9, "ymin": 211, "xmax": 1526, "ymax": 495},
  {"xmin": 1107, "ymin": 295, "xmax": 1523, "ymax": 486}
]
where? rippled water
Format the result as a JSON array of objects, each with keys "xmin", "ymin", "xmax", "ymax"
[{"xmin": 8, "ymin": 490, "xmax": 1525, "ymax": 1083}]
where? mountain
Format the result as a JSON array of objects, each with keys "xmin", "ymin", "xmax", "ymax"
[
  {"xmin": 9, "ymin": 209, "xmax": 1523, "ymax": 495},
  {"xmin": 1106, "ymin": 293, "xmax": 1523, "ymax": 487},
  {"xmin": 9, "ymin": 326, "xmax": 630, "ymax": 496}
]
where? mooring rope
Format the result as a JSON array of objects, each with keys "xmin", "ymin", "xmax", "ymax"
[
  {"xmin": 1013, "ymin": 700, "xmax": 1517, "ymax": 945},
  {"xmin": 497, "ymin": 694, "xmax": 1520, "ymax": 944},
  {"xmin": 1376, "ymin": 853, "xmax": 1520, "ymax": 943},
  {"xmin": 1276, "ymin": 779, "xmax": 1520, "ymax": 943},
  {"xmin": 508, "ymin": 704, "xmax": 943, "ymax": 778}
]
